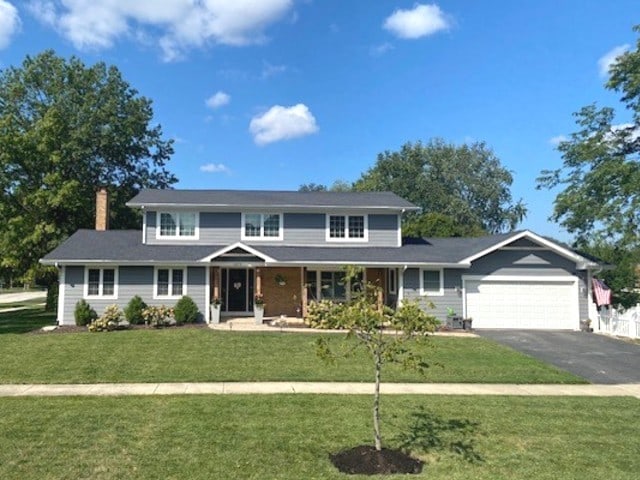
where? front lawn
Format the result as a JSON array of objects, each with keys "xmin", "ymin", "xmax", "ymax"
[
  {"xmin": 0, "ymin": 309, "xmax": 582, "ymax": 384},
  {"xmin": 0, "ymin": 395, "xmax": 637, "ymax": 479}
]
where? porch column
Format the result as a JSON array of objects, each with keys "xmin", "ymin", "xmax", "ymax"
[
  {"xmin": 301, "ymin": 267, "xmax": 307, "ymax": 318},
  {"xmin": 256, "ymin": 267, "xmax": 262, "ymax": 295},
  {"xmin": 212, "ymin": 267, "xmax": 220, "ymax": 301}
]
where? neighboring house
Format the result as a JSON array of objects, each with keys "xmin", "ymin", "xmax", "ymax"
[{"xmin": 41, "ymin": 188, "xmax": 602, "ymax": 329}]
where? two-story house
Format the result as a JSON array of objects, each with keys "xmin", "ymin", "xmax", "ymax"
[{"xmin": 41, "ymin": 188, "xmax": 602, "ymax": 329}]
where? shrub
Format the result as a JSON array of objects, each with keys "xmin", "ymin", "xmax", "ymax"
[
  {"xmin": 141, "ymin": 305, "xmax": 175, "ymax": 327},
  {"xmin": 74, "ymin": 299, "xmax": 97, "ymax": 326},
  {"xmin": 45, "ymin": 281, "xmax": 59, "ymax": 312},
  {"xmin": 88, "ymin": 304, "xmax": 128, "ymax": 332},
  {"xmin": 124, "ymin": 295, "xmax": 147, "ymax": 325},
  {"xmin": 174, "ymin": 296, "xmax": 200, "ymax": 324},
  {"xmin": 305, "ymin": 300, "xmax": 346, "ymax": 329}
]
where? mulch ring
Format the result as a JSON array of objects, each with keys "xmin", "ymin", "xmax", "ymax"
[
  {"xmin": 330, "ymin": 445, "xmax": 423, "ymax": 475},
  {"xmin": 28, "ymin": 323, "xmax": 210, "ymax": 335}
]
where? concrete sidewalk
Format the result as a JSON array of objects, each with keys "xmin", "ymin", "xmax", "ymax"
[{"xmin": 1, "ymin": 382, "xmax": 639, "ymax": 398}]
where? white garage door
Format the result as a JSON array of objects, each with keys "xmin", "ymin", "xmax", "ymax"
[{"xmin": 464, "ymin": 278, "xmax": 578, "ymax": 330}]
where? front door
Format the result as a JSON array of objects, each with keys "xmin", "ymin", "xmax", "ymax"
[{"xmin": 227, "ymin": 268, "xmax": 248, "ymax": 312}]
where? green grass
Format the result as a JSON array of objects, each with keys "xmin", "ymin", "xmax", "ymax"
[
  {"xmin": 0, "ymin": 308, "xmax": 55, "ymax": 334},
  {"xmin": 0, "ymin": 395, "xmax": 637, "ymax": 479},
  {"xmin": 0, "ymin": 308, "xmax": 582, "ymax": 384}
]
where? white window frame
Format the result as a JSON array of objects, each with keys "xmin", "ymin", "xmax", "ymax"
[
  {"xmin": 388, "ymin": 268, "xmax": 397, "ymax": 294},
  {"xmin": 325, "ymin": 214, "xmax": 369, "ymax": 242},
  {"xmin": 154, "ymin": 267, "xmax": 187, "ymax": 299},
  {"xmin": 241, "ymin": 213, "xmax": 283, "ymax": 241},
  {"xmin": 420, "ymin": 268, "xmax": 444, "ymax": 296},
  {"xmin": 306, "ymin": 269, "xmax": 365, "ymax": 302},
  {"xmin": 156, "ymin": 211, "xmax": 199, "ymax": 240},
  {"xmin": 84, "ymin": 267, "xmax": 118, "ymax": 299}
]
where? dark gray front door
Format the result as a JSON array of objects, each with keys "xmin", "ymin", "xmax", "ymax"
[{"xmin": 227, "ymin": 269, "xmax": 247, "ymax": 311}]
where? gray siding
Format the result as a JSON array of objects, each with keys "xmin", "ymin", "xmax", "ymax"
[
  {"xmin": 402, "ymin": 248, "xmax": 591, "ymax": 324},
  {"xmin": 60, "ymin": 265, "xmax": 207, "ymax": 325},
  {"xmin": 402, "ymin": 268, "xmax": 464, "ymax": 322},
  {"xmin": 146, "ymin": 210, "xmax": 400, "ymax": 247}
]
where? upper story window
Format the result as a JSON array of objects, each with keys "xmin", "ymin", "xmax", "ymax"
[
  {"xmin": 85, "ymin": 267, "xmax": 117, "ymax": 299},
  {"xmin": 241, "ymin": 213, "xmax": 283, "ymax": 240},
  {"xmin": 157, "ymin": 212, "xmax": 198, "ymax": 239},
  {"xmin": 420, "ymin": 269, "xmax": 443, "ymax": 296},
  {"xmin": 326, "ymin": 214, "xmax": 368, "ymax": 242}
]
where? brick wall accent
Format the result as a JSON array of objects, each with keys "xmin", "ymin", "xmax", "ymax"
[
  {"xmin": 95, "ymin": 187, "xmax": 110, "ymax": 231},
  {"xmin": 262, "ymin": 267, "xmax": 302, "ymax": 317}
]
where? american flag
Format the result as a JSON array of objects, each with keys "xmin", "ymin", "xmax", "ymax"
[{"xmin": 592, "ymin": 278, "xmax": 612, "ymax": 307}]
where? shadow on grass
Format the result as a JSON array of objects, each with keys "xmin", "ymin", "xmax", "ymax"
[
  {"xmin": 0, "ymin": 308, "xmax": 56, "ymax": 334},
  {"xmin": 393, "ymin": 406, "xmax": 484, "ymax": 464}
]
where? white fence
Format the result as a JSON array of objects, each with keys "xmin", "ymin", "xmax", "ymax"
[{"xmin": 597, "ymin": 305, "xmax": 640, "ymax": 339}]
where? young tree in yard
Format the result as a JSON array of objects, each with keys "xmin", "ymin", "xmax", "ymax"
[
  {"xmin": 354, "ymin": 139, "xmax": 526, "ymax": 235},
  {"xmin": 315, "ymin": 266, "xmax": 439, "ymax": 452},
  {"xmin": 0, "ymin": 50, "xmax": 176, "ymax": 281}
]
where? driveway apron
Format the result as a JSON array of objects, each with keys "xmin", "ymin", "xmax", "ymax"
[{"xmin": 477, "ymin": 330, "xmax": 640, "ymax": 384}]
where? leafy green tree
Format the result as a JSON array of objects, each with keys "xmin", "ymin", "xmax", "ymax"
[
  {"xmin": 354, "ymin": 139, "xmax": 526, "ymax": 234},
  {"xmin": 402, "ymin": 212, "xmax": 486, "ymax": 238},
  {"xmin": 537, "ymin": 26, "xmax": 640, "ymax": 249},
  {"xmin": 316, "ymin": 266, "xmax": 439, "ymax": 451},
  {"xmin": 0, "ymin": 50, "xmax": 176, "ymax": 280},
  {"xmin": 298, "ymin": 180, "xmax": 353, "ymax": 192}
]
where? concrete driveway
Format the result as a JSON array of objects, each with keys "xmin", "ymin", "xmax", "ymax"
[{"xmin": 478, "ymin": 330, "xmax": 640, "ymax": 384}]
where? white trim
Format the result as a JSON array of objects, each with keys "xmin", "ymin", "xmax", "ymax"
[
  {"xmin": 325, "ymin": 214, "xmax": 369, "ymax": 243},
  {"xmin": 83, "ymin": 266, "xmax": 118, "ymax": 300},
  {"xmin": 205, "ymin": 266, "xmax": 211, "ymax": 323},
  {"xmin": 461, "ymin": 274, "xmax": 580, "ymax": 330},
  {"xmin": 419, "ymin": 268, "xmax": 444, "ymax": 296},
  {"xmin": 128, "ymin": 201, "xmax": 419, "ymax": 213},
  {"xmin": 142, "ymin": 207, "xmax": 147, "ymax": 244},
  {"xmin": 397, "ymin": 214, "xmax": 402, "ymax": 247},
  {"xmin": 153, "ymin": 266, "xmax": 187, "ymax": 299},
  {"xmin": 241, "ymin": 212, "xmax": 284, "ymax": 241},
  {"xmin": 398, "ymin": 266, "xmax": 406, "ymax": 302},
  {"xmin": 57, "ymin": 266, "xmax": 66, "ymax": 325},
  {"xmin": 199, "ymin": 242, "xmax": 277, "ymax": 263},
  {"xmin": 460, "ymin": 230, "xmax": 598, "ymax": 268},
  {"xmin": 155, "ymin": 211, "xmax": 200, "ymax": 240}
]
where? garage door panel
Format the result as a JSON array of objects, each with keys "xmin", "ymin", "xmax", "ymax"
[{"xmin": 465, "ymin": 279, "xmax": 576, "ymax": 330}]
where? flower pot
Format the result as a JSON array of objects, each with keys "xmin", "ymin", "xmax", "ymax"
[
  {"xmin": 254, "ymin": 305, "xmax": 264, "ymax": 325},
  {"xmin": 210, "ymin": 304, "xmax": 221, "ymax": 324}
]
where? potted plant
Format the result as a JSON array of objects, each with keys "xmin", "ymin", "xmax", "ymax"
[
  {"xmin": 254, "ymin": 293, "xmax": 265, "ymax": 325},
  {"xmin": 275, "ymin": 273, "xmax": 287, "ymax": 286},
  {"xmin": 210, "ymin": 297, "xmax": 222, "ymax": 324},
  {"xmin": 446, "ymin": 307, "xmax": 463, "ymax": 329}
]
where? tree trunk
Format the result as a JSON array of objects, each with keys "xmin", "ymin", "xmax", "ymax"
[{"xmin": 373, "ymin": 351, "xmax": 382, "ymax": 451}]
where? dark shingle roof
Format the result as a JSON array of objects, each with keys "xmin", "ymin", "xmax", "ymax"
[
  {"xmin": 42, "ymin": 230, "xmax": 529, "ymax": 266},
  {"xmin": 126, "ymin": 189, "xmax": 419, "ymax": 211}
]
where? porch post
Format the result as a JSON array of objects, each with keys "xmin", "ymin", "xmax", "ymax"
[
  {"xmin": 301, "ymin": 267, "xmax": 307, "ymax": 318},
  {"xmin": 256, "ymin": 267, "xmax": 262, "ymax": 295},
  {"xmin": 212, "ymin": 267, "xmax": 220, "ymax": 300}
]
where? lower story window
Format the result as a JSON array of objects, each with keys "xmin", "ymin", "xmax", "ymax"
[
  {"xmin": 156, "ymin": 268, "xmax": 185, "ymax": 298},
  {"xmin": 306, "ymin": 270, "xmax": 362, "ymax": 301},
  {"xmin": 86, "ymin": 268, "xmax": 117, "ymax": 298}
]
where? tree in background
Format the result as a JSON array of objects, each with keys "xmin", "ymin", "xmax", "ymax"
[
  {"xmin": 298, "ymin": 179, "xmax": 353, "ymax": 192},
  {"xmin": 0, "ymin": 50, "xmax": 176, "ymax": 282},
  {"xmin": 537, "ymin": 25, "xmax": 640, "ymax": 302},
  {"xmin": 353, "ymin": 139, "xmax": 526, "ymax": 236}
]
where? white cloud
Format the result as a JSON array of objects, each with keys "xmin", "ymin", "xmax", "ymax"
[
  {"xmin": 598, "ymin": 44, "xmax": 629, "ymax": 77},
  {"xmin": 261, "ymin": 61, "xmax": 287, "ymax": 78},
  {"xmin": 383, "ymin": 3, "xmax": 449, "ymax": 39},
  {"xmin": 200, "ymin": 163, "xmax": 230, "ymax": 173},
  {"xmin": 249, "ymin": 103, "xmax": 318, "ymax": 146},
  {"xmin": 370, "ymin": 42, "xmax": 393, "ymax": 56},
  {"xmin": 27, "ymin": 0, "xmax": 294, "ymax": 60},
  {"xmin": 0, "ymin": 0, "xmax": 20, "ymax": 49},
  {"xmin": 549, "ymin": 135, "xmax": 568, "ymax": 146},
  {"xmin": 205, "ymin": 91, "xmax": 230, "ymax": 109}
]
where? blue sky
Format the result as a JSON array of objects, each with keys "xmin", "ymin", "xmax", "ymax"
[{"xmin": 0, "ymin": 1, "xmax": 637, "ymax": 241}]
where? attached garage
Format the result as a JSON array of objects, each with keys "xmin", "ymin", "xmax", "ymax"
[{"xmin": 463, "ymin": 276, "xmax": 579, "ymax": 330}]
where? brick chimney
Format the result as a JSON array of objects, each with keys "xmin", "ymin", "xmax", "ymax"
[{"xmin": 95, "ymin": 187, "xmax": 110, "ymax": 231}]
